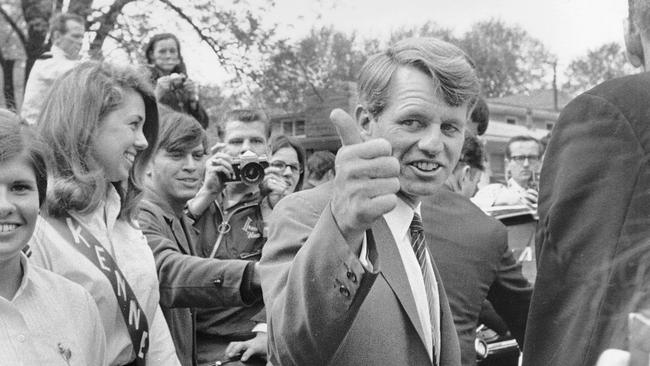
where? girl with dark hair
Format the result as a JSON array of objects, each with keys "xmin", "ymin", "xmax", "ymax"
[
  {"xmin": 0, "ymin": 109, "xmax": 107, "ymax": 365},
  {"xmin": 144, "ymin": 33, "xmax": 209, "ymax": 129},
  {"xmin": 29, "ymin": 62, "xmax": 180, "ymax": 366}
]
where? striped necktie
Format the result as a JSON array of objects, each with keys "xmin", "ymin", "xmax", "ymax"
[{"xmin": 410, "ymin": 212, "xmax": 440, "ymax": 365}]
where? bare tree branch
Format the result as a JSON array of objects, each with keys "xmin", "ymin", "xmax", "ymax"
[{"xmin": 87, "ymin": 0, "xmax": 133, "ymax": 59}]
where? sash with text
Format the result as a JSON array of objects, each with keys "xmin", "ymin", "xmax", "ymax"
[{"xmin": 47, "ymin": 215, "xmax": 150, "ymax": 365}]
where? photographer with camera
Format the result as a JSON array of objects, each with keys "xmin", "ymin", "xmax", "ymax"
[
  {"xmin": 144, "ymin": 33, "xmax": 210, "ymax": 129},
  {"xmin": 186, "ymin": 109, "xmax": 274, "ymax": 365}
]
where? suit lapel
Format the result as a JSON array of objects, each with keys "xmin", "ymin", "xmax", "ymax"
[{"xmin": 372, "ymin": 217, "xmax": 429, "ymax": 353}]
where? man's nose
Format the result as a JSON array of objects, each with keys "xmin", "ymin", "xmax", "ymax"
[
  {"xmin": 418, "ymin": 127, "xmax": 444, "ymax": 155},
  {"xmin": 282, "ymin": 165, "xmax": 293, "ymax": 176},
  {"xmin": 184, "ymin": 155, "xmax": 198, "ymax": 170}
]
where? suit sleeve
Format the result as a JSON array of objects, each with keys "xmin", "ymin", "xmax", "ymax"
[
  {"xmin": 487, "ymin": 225, "xmax": 532, "ymax": 348},
  {"xmin": 259, "ymin": 193, "xmax": 380, "ymax": 366},
  {"xmin": 138, "ymin": 207, "xmax": 255, "ymax": 308}
]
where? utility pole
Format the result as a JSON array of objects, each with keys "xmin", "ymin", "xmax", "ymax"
[{"xmin": 552, "ymin": 59, "xmax": 558, "ymax": 111}]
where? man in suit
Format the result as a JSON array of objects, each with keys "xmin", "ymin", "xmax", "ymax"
[
  {"xmin": 523, "ymin": 1, "xmax": 650, "ymax": 365},
  {"xmin": 422, "ymin": 133, "xmax": 532, "ymax": 366},
  {"xmin": 259, "ymin": 37, "xmax": 480, "ymax": 365}
]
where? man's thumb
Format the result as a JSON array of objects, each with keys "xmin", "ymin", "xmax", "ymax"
[{"xmin": 330, "ymin": 108, "xmax": 362, "ymax": 146}]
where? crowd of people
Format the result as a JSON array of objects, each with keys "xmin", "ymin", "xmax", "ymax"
[{"xmin": 1, "ymin": 1, "xmax": 649, "ymax": 365}]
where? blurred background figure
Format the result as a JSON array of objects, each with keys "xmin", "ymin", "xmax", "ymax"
[
  {"xmin": 472, "ymin": 135, "xmax": 542, "ymax": 211},
  {"xmin": 423, "ymin": 132, "xmax": 532, "ymax": 366},
  {"xmin": 144, "ymin": 33, "xmax": 210, "ymax": 129},
  {"xmin": 0, "ymin": 109, "xmax": 106, "ymax": 366},
  {"xmin": 261, "ymin": 135, "xmax": 306, "ymax": 211},
  {"xmin": 302, "ymin": 150, "xmax": 335, "ymax": 190},
  {"xmin": 468, "ymin": 97, "xmax": 490, "ymax": 137},
  {"xmin": 20, "ymin": 13, "xmax": 85, "ymax": 125}
]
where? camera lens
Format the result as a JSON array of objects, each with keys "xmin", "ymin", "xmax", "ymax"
[{"xmin": 240, "ymin": 162, "xmax": 264, "ymax": 185}]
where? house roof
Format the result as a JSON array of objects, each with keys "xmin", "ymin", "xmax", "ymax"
[{"xmin": 488, "ymin": 89, "xmax": 573, "ymax": 112}]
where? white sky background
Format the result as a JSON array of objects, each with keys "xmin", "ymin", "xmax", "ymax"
[{"xmin": 105, "ymin": 0, "xmax": 630, "ymax": 87}]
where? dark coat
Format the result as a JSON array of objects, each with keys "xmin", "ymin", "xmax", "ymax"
[
  {"xmin": 523, "ymin": 72, "xmax": 650, "ymax": 366},
  {"xmin": 138, "ymin": 190, "xmax": 251, "ymax": 366},
  {"xmin": 260, "ymin": 182, "xmax": 462, "ymax": 366},
  {"xmin": 422, "ymin": 186, "xmax": 532, "ymax": 366}
]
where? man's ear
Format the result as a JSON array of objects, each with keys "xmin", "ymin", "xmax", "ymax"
[
  {"xmin": 624, "ymin": 18, "xmax": 645, "ymax": 68},
  {"xmin": 354, "ymin": 105, "xmax": 373, "ymax": 140}
]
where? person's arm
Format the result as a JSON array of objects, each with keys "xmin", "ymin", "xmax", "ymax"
[
  {"xmin": 187, "ymin": 149, "xmax": 233, "ymax": 217},
  {"xmin": 487, "ymin": 226, "xmax": 533, "ymax": 348},
  {"xmin": 138, "ymin": 207, "xmax": 259, "ymax": 308},
  {"xmin": 259, "ymin": 193, "xmax": 380, "ymax": 366}
]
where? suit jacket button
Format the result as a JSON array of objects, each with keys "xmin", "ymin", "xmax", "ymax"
[
  {"xmin": 339, "ymin": 285, "xmax": 350, "ymax": 297},
  {"xmin": 346, "ymin": 271, "xmax": 357, "ymax": 283},
  {"xmin": 213, "ymin": 278, "xmax": 223, "ymax": 286}
]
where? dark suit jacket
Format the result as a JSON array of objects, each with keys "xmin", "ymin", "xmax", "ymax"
[
  {"xmin": 260, "ymin": 182, "xmax": 461, "ymax": 365},
  {"xmin": 138, "ymin": 189, "xmax": 251, "ymax": 366},
  {"xmin": 421, "ymin": 187, "xmax": 532, "ymax": 366},
  {"xmin": 523, "ymin": 73, "xmax": 650, "ymax": 366}
]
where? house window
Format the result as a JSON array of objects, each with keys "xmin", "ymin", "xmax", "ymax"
[
  {"xmin": 281, "ymin": 119, "xmax": 306, "ymax": 137},
  {"xmin": 546, "ymin": 122, "xmax": 554, "ymax": 130},
  {"xmin": 506, "ymin": 117, "xmax": 517, "ymax": 125}
]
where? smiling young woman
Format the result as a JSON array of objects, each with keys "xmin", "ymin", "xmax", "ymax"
[
  {"xmin": 28, "ymin": 62, "xmax": 181, "ymax": 366},
  {"xmin": 0, "ymin": 109, "xmax": 106, "ymax": 365}
]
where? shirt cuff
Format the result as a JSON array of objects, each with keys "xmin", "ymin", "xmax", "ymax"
[
  {"xmin": 358, "ymin": 233, "xmax": 374, "ymax": 272},
  {"xmin": 252, "ymin": 323, "xmax": 267, "ymax": 333}
]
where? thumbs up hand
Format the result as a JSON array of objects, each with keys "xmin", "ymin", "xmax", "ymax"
[{"xmin": 329, "ymin": 108, "xmax": 401, "ymax": 248}]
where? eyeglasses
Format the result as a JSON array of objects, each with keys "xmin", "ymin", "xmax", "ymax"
[
  {"xmin": 509, "ymin": 155, "xmax": 540, "ymax": 164},
  {"xmin": 270, "ymin": 160, "xmax": 302, "ymax": 173}
]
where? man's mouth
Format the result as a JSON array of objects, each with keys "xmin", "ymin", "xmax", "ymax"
[
  {"xmin": 0, "ymin": 224, "xmax": 18, "ymax": 233},
  {"xmin": 409, "ymin": 161, "xmax": 441, "ymax": 172}
]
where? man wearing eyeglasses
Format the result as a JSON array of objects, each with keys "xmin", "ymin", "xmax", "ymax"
[{"xmin": 472, "ymin": 135, "xmax": 542, "ymax": 211}]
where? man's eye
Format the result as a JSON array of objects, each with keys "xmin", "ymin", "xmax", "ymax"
[
  {"xmin": 401, "ymin": 119, "xmax": 419, "ymax": 127},
  {"xmin": 193, "ymin": 152, "xmax": 205, "ymax": 160},
  {"xmin": 251, "ymin": 139, "xmax": 265, "ymax": 144},
  {"xmin": 229, "ymin": 140, "xmax": 243, "ymax": 145},
  {"xmin": 441, "ymin": 123, "xmax": 460, "ymax": 133}
]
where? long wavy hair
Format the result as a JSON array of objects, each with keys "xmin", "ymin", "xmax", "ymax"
[{"xmin": 38, "ymin": 61, "xmax": 159, "ymax": 223}]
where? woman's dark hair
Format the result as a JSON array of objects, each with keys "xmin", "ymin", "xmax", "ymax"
[
  {"xmin": 38, "ymin": 61, "xmax": 159, "ymax": 223},
  {"xmin": 143, "ymin": 33, "xmax": 187, "ymax": 77},
  {"xmin": 269, "ymin": 134, "xmax": 306, "ymax": 192},
  {"xmin": 0, "ymin": 109, "xmax": 48, "ymax": 207}
]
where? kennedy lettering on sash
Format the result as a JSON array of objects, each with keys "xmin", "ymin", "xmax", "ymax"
[{"xmin": 52, "ymin": 215, "xmax": 150, "ymax": 364}]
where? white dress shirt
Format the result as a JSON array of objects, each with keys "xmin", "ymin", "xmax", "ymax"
[{"xmin": 0, "ymin": 253, "xmax": 107, "ymax": 366}]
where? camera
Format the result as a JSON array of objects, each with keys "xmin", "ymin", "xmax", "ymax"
[
  {"xmin": 168, "ymin": 73, "xmax": 186, "ymax": 90},
  {"xmin": 221, "ymin": 155, "xmax": 269, "ymax": 186}
]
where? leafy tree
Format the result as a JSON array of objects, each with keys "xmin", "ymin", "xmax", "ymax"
[
  {"xmin": 562, "ymin": 42, "xmax": 636, "ymax": 95},
  {"xmin": 459, "ymin": 19, "xmax": 555, "ymax": 98},
  {"xmin": 0, "ymin": 0, "xmax": 279, "ymax": 110},
  {"xmin": 388, "ymin": 21, "xmax": 458, "ymax": 45},
  {"xmin": 256, "ymin": 26, "xmax": 369, "ymax": 112}
]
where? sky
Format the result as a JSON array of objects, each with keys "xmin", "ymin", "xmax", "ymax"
[
  {"xmin": 119, "ymin": 0, "xmax": 630, "ymax": 86},
  {"xmin": 267, "ymin": 0, "xmax": 628, "ymax": 68}
]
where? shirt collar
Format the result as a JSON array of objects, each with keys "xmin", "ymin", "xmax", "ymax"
[
  {"xmin": 11, "ymin": 253, "xmax": 31, "ymax": 302},
  {"xmin": 50, "ymin": 44, "xmax": 81, "ymax": 60},
  {"xmin": 383, "ymin": 197, "xmax": 421, "ymax": 240}
]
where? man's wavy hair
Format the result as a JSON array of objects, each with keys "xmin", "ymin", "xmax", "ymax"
[
  {"xmin": 38, "ymin": 61, "xmax": 159, "ymax": 223},
  {"xmin": 357, "ymin": 37, "xmax": 480, "ymax": 118}
]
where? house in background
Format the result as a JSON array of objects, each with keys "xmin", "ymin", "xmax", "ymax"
[{"xmin": 269, "ymin": 85, "xmax": 573, "ymax": 183}]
